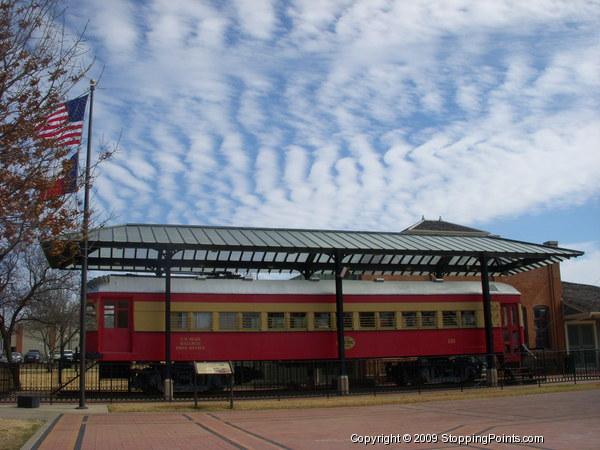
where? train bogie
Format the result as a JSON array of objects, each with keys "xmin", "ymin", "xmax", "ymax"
[
  {"xmin": 385, "ymin": 356, "xmax": 485, "ymax": 386},
  {"xmin": 130, "ymin": 363, "xmax": 230, "ymax": 393}
]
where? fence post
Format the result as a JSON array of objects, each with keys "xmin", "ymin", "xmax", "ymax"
[{"xmin": 50, "ymin": 365, "xmax": 54, "ymax": 405}]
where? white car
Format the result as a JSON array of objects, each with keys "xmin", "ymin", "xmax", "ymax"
[{"xmin": 53, "ymin": 350, "xmax": 75, "ymax": 361}]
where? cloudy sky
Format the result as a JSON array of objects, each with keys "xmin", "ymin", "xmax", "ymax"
[{"xmin": 63, "ymin": 0, "xmax": 599, "ymax": 285}]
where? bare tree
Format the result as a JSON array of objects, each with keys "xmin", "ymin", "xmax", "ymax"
[
  {"xmin": 0, "ymin": 241, "xmax": 75, "ymax": 387},
  {"xmin": 26, "ymin": 275, "xmax": 79, "ymax": 370},
  {"xmin": 0, "ymin": 0, "xmax": 96, "ymax": 264}
]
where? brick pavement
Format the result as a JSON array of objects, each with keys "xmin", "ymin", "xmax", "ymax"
[{"xmin": 22, "ymin": 389, "xmax": 600, "ymax": 449}]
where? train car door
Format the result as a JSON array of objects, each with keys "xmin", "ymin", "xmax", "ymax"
[
  {"xmin": 502, "ymin": 303, "xmax": 522, "ymax": 362},
  {"xmin": 102, "ymin": 298, "xmax": 132, "ymax": 353}
]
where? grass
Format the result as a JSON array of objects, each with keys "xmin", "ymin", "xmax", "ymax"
[
  {"xmin": 107, "ymin": 381, "xmax": 600, "ymax": 413},
  {"xmin": 1, "ymin": 382, "xmax": 597, "ymax": 450},
  {"xmin": 0, "ymin": 419, "xmax": 44, "ymax": 450}
]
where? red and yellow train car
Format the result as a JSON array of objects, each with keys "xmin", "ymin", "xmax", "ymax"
[{"xmin": 86, "ymin": 275, "xmax": 524, "ymax": 363}]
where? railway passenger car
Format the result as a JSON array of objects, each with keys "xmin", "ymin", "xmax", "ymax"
[{"xmin": 86, "ymin": 275, "xmax": 524, "ymax": 365}]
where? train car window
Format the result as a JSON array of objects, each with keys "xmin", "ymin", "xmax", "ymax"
[
  {"xmin": 290, "ymin": 312, "xmax": 307, "ymax": 329},
  {"xmin": 421, "ymin": 311, "xmax": 437, "ymax": 327},
  {"xmin": 504, "ymin": 329, "xmax": 510, "ymax": 353},
  {"xmin": 193, "ymin": 312, "xmax": 212, "ymax": 329},
  {"xmin": 442, "ymin": 311, "xmax": 458, "ymax": 327},
  {"xmin": 86, "ymin": 302, "xmax": 97, "ymax": 331},
  {"xmin": 219, "ymin": 312, "xmax": 238, "ymax": 330},
  {"xmin": 242, "ymin": 312, "xmax": 260, "ymax": 329},
  {"xmin": 171, "ymin": 312, "xmax": 189, "ymax": 329},
  {"xmin": 379, "ymin": 312, "xmax": 396, "ymax": 328},
  {"xmin": 104, "ymin": 301, "xmax": 129, "ymax": 329},
  {"xmin": 513, "ymin": 331, "xmax": 519, "ymax": 352},
  {"xmin": 267, "ymin": 312, "xmax": 285, "ymax": 329},
  {"xmin": 461, "ymin": 311, "xmax": 476, "ymax": 327},
  {"xmin": 343, "ymin": 312, "xmax": 353, "ymax": 329},
  {"xmin": 402, "ymin": 312, "xmax": 417, "ymax": 328},
  {"xmin": 117, "ymin": 302, "xmax": 128, "ymax": 328},
  {"xmin": 314, "ymin": 312, "xmax": 332, "ymax": 329},
  {"xmin": 359, "ymin": 312, "xmax": 376, "ymax": 328},
  {"xmin": 104, "ymin": 304, "xmax": 114, "ymax": 328}
]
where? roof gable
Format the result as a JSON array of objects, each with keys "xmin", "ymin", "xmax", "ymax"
[{"xmin": 403, "ymin": 217, "xmax": 489, "ymax": 235}]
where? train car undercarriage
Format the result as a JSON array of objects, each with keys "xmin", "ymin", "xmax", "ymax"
[{"xmin": 98, "ymin": 357, "xmax": 487, "ymax": 394}]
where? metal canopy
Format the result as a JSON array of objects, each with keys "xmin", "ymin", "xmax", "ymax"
[{"xmin": 44, "ymin": 223, "xmax": 584, "ymax": 278}]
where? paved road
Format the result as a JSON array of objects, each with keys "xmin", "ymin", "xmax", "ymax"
[{"xmin": 6, "ymin": 389, "xmax": 600, "ymax": 449}]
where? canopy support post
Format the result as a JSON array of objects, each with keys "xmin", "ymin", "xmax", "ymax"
[
  {"xmin": 163, "ymin": 250, "xmax": 174, "ymax": 401},
  {"xmin": 480, "ymin": 254, "xmax": 497, "ymax": 385},
  {"xmin": 334, "ymin": 250, "xmax": 349, "ymax": 394}
]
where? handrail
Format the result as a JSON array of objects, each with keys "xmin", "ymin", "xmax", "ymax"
[
  {"xmin": 521, "ymin": 344, "xmax": 537, "ymax": 359},
  {"xmin": 51, "ymin": 360, "xmax": 98, "ymax": 396}
]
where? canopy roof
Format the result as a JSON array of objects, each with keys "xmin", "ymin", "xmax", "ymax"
[{"xmin": 44, "ymin": 222, "xmax": 584, "ymax": 278}]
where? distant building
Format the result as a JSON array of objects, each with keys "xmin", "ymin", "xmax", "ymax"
[
  {"xmin": 562, "ymin": 282, "xmax": 600, "ymax": 352},
  {"xmin": 1, "ymin": 323, "xmax": 78, "ymax": 359}
]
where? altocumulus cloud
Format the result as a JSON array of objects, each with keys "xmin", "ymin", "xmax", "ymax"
[{"xmin": 63, "ymin": 0, "xmax": 599, "ymax": 283}]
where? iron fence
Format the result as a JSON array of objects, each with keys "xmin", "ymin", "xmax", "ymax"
[{"xmin": 1, "ymin": 349, "xmax": 598, "ymax": 404}]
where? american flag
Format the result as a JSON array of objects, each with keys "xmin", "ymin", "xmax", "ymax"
[{"xmin": 39, "ymin": 96, "xmax": 88, "ymax": 146}]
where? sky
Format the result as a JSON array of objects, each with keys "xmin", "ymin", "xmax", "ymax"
[{"xmin": 62, "ymin": 0, "xmax": 599, "ymax": 286}]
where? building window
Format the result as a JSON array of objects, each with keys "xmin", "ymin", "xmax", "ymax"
[
  {"xmin": 534, "ymin": 306, "xmax": 551, "ymax": 349},
  {"xmin": 521, "ymin": 306, "xmax": 529, "ymax": 346},
  {"xmin": 568, "ymin": 324, "xmax": 596, "ymax": 350}
]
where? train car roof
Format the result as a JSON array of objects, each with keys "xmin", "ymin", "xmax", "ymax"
[{"xmin": 87, "ymin": 275, "xmax": 520, "ymax": 296}]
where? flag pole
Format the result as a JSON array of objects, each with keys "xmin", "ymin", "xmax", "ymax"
[{"xmin": 77, "ymin": 79, "xmax": 95, "ymax": 409}]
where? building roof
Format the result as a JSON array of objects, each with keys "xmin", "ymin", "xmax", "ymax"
[
  {"xmin": 403, "ymin": 217, "xmax": 489, "ymax": 235},
  {"xmin": 562, "ymin": 281, "xmax": 600, "ymax": 314},
  {"xmin": 43, "ymin": 222, "xmax": 584, "ymax": 278}
]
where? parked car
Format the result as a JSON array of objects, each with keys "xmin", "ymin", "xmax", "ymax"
[
  {"xmin": 24, "ymin": 350, "xmax": 43, "ymax": 364},
  {"xmin": 53, "ymin": 349, "xmax": 75, "ymax": 361},
  {"xmin": 1, "ymin": 352, "xmax": 22, "ymax": 365}
]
